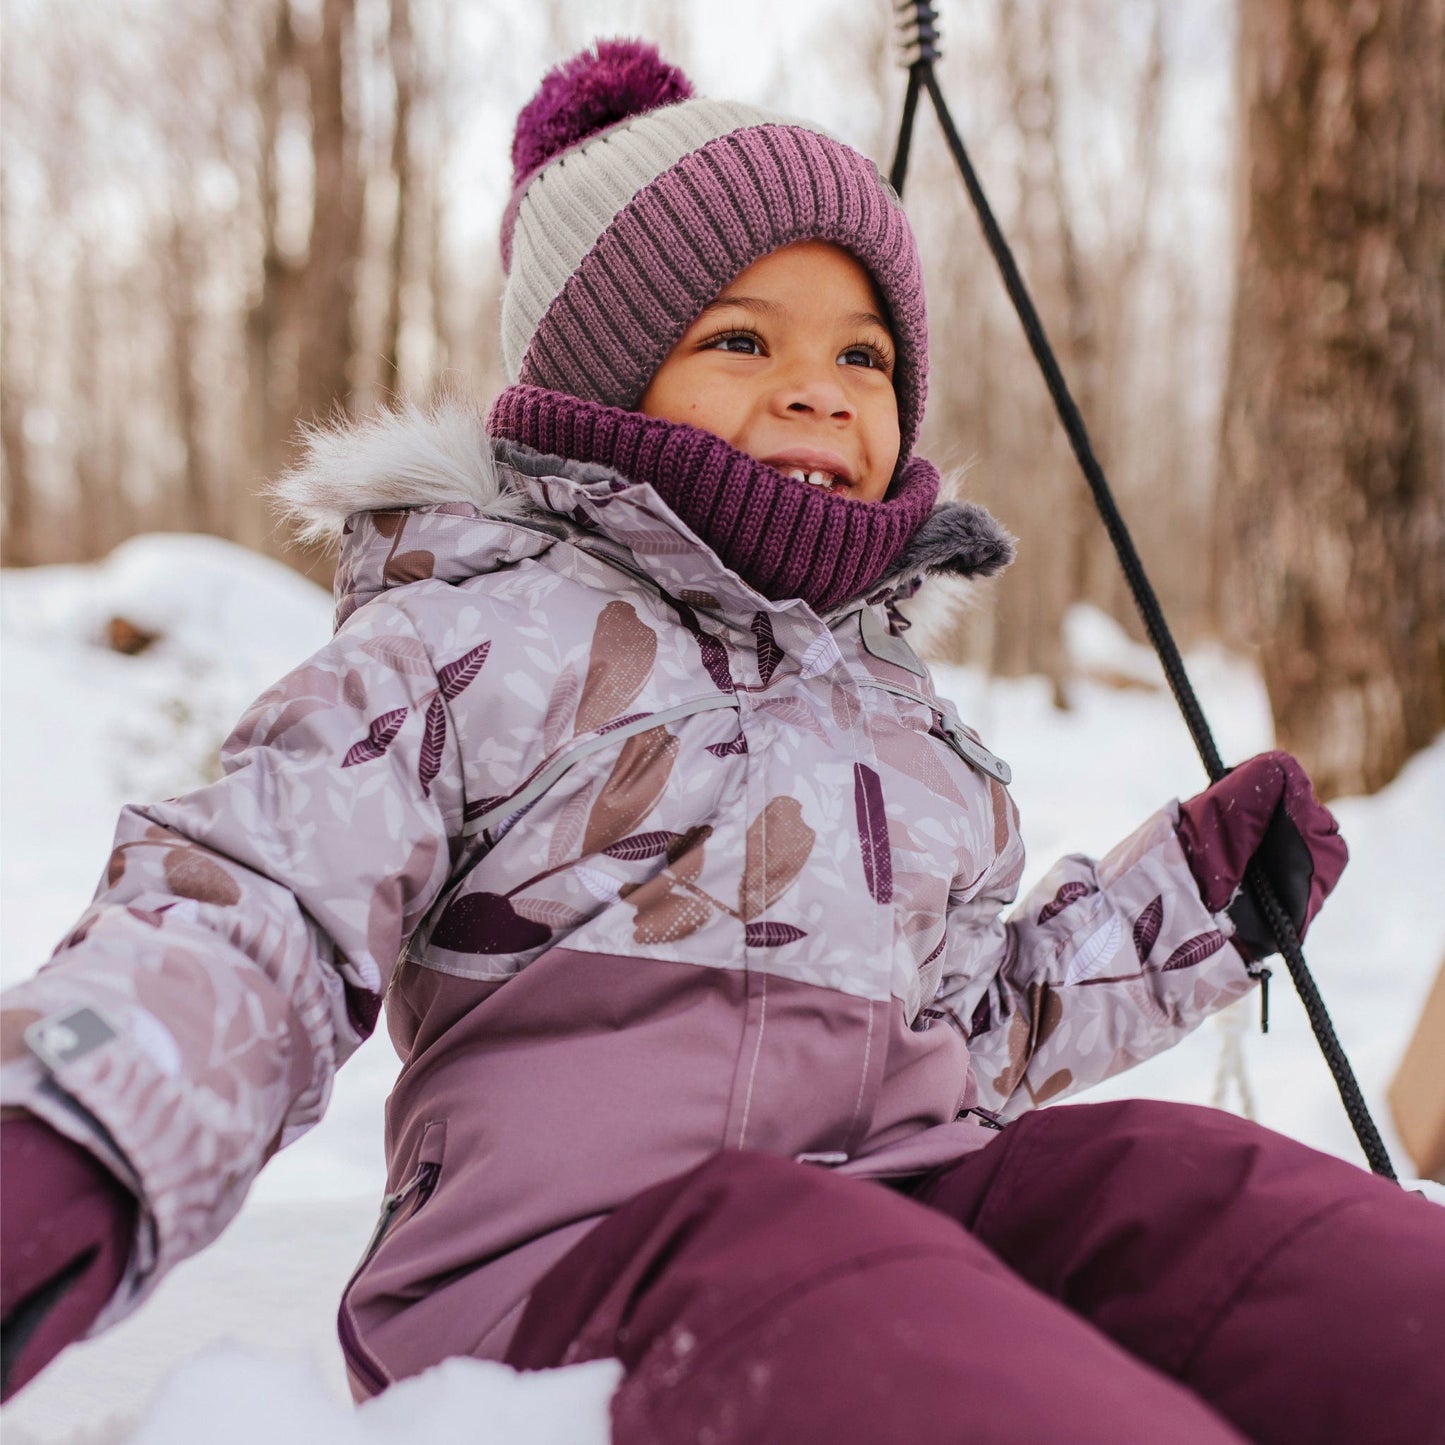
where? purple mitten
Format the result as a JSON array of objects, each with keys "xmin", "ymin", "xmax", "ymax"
[
  {"xmin": 1, "ymin": 1113, "xmax": 137, "ymax": 1401},
  {"xmin": 1177, "ymin": 750, "xmax": 1349, "ymax": 962}
]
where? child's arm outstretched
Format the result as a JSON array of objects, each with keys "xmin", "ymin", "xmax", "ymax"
[
  {"xmin": 937, "ymin": 753, "xmax": 1346, "ymax": 1119},
  {"xmin": 0, "ymin": 589, "xmax": 472, "ymax": 1393}
]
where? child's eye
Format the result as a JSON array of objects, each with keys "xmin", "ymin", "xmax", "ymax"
[
  {"xmin": 839, "ymin": 340, "xmax": 894, "ymax": 373},
  {"xmin": 702, "ymin": 329, "xmax": 765, "ymax": 356}
]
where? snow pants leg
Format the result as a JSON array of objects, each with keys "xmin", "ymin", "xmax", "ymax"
[
  {"xmin": 508, "ymin": 1100, "xmax": 1445, "ymax": 1444},
  {"xmin": 915, "ymin": 1098, "xmax": 1445, "ymax": 1445},
  {"xmin": 506, "ymin": 1137, "xmax": 1248, "ymax": 1442}
]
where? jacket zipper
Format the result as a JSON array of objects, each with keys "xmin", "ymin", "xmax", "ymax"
[
  {"xmin": 359, "ymin": 1161, "xmax": 441, "ymax": 1265},
  {"xmin": 337, "ymin": 1159, "xmax": 441, "ymax": 1396}
]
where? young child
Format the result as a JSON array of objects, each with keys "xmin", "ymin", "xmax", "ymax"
[{"xmin": 3, "ymin": 41, "xmax": 1442, "ymax": 1444}]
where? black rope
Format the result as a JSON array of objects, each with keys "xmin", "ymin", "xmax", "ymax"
[{"xmin": 888, "ymin": 3, "xmax": 1398, "ymax": 1182}]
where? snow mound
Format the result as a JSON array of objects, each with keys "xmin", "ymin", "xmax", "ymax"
[
  {"xmin": 0, "ymin": 532, "xmax": 332, "ymax": 665},
  {"xmin": 126, "ymin": 1348, "xmax": 620, "ymax": 1445}
]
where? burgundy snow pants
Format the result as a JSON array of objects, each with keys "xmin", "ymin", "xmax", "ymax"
[{"xmin": 506, "ymin": 1101, "xmax": 1445, "ymax": 1444}]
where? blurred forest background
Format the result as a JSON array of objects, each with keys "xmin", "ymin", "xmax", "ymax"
[{"xmin": 1, "ymin": 0, "xmax": 1440, "ymax": 798}]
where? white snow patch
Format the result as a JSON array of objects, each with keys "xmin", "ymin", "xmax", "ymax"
[{"xmin": 124, "ymin": 1350, "xmax": 620, "ymax": 1445}]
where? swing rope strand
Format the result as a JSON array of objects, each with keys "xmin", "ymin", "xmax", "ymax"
[{"xmin": 888, "ymin": 1, "xmax": 1397, "ymax": 1182}]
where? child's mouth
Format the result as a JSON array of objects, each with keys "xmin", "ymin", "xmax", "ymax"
[
  {"xmin": 763, "ymin": 451, "xmax": 856, "ymax": 492},
  {"xmin": 780, "ymin": 467, "xmax": 841, "ymax": 491}
]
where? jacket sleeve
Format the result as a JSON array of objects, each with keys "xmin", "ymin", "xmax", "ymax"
[
  {"xmin": 934, "ymin": 800, "xmax": 1259, "ymax": 1121},
  {"xmin": 0, "ymin": 591, "xmax": 472, "ymax": 1330}
]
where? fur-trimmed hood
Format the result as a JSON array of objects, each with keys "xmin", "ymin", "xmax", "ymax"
[{"xmin": 272, "ymin": 398, "xmax": 1015, "ymax": 624}]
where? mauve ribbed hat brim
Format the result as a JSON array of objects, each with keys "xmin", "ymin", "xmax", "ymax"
[{"xmin": 517, "ymin": 123, "xmax": 927, "ymax": 463}]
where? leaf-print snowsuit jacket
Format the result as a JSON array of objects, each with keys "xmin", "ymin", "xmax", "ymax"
[{"xmin": 0, "ymin": 404, "xmax": 1256, "ymax": 1396}]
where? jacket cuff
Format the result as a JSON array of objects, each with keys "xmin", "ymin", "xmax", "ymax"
[{"xmin": 0, "ymin": 1112, "xmax": 138, "ymax": 1394}]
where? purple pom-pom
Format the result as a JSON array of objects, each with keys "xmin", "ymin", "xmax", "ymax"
[{"xmin": 511, "ymin": 39, "xmax": 694, "ymax": 190}]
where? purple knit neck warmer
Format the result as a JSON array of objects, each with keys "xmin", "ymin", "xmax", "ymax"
[{"xmin": 488, "ymin": 384, "xmax": 940, "ymax": 614}]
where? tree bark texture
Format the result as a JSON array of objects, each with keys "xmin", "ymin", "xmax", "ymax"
[
  {"xmin": 294, "ymin": 0, "xmax": 363, "ymax": 431},
  {"xmin": 1219, "ymin": 0, "xmax": 1444, "ymax": 797}
]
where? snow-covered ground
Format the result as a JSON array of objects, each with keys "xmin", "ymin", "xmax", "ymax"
[{"xmin": 2, "ymin": 536, "xmax": 1442, "ymax": 1444}]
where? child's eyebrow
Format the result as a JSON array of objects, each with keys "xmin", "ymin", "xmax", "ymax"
[{"xmin": 699, "ymin": 295, "xmax": 893, "ymax": 334}]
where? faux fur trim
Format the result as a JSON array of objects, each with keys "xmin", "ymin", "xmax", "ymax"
[
  {"xmin": 270, "ymin": 395, "xmax": 532, "ymax": 545},
  {"xmin": 880, "ymin": 500, "xmax": 1016, "ymax": 587}
]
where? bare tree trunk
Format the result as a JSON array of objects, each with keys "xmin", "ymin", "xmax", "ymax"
[
  {"xmin": 1219, "ymin": 0, "xmax": 1445, "ymax": 797},
  {"xmin": 244, "ymin": 0, "xmax": 298, "ymax": 516},
  {"xmin": 379, "ymin": 0, "xmax": 414, "ymax": 391},
  {"xmin": 992, "ymin": 0, "xmax": 1074, "ymax": 701},
  {"xmin": 0, "ymin": 162, "xmax": 37, "ymax": 565},
  {"xmin": 166, "ymin": 211, "xmax": 211, "ymax": 533},
  {"xmin": 294, "ymin": 0, "xmax": 363, "ymax": 429},
  {"xmin": 72, "ymin": 248, "xmax": 110, "ymax": 559}
]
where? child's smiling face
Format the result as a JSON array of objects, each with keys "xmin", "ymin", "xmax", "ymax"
[{"xmin": 639, "ymin": 242, "xmax": 901, "ymax": 503}]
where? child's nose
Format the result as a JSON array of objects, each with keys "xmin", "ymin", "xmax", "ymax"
[{"xmin": 775, "ymin": 367, "xmax": 854, "ymax": 421}]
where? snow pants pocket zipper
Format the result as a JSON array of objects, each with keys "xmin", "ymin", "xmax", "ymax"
[{"xmin": 338, "ymin": 1119, "xmax": 447, "ymax": 1397}]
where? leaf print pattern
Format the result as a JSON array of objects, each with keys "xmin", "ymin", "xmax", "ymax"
[
  {"xmin": 666, "ymin": 825, "xmax": 712, "ymax": 882},
  {"xmin": 739, "ymin": 797, "xmax": 816, "ymax": 921},
  {"xmin": 602, "ymin": 831, "xmax": 681, "ymax": 862},
  {"xmin": 992, "ymin": 1008, "xmax": 1032, "ymax": 1099},
  {"xmin": 342, "ymin": 670, "xmax": 367, "ymax": 710},
  {"xmin": 574, "ymin": 866, "xmax": 623, "ymax": 903},
  {"xmin": 512, "ymin": 897, "xmax": 589, "ymax": 930},
  {"xmin": 1162, "ymin": 930, "xmax": 1227, "ymax": 971},
  {"xmin": 437, "ymin": 641, "xmax": 491, "ymax": 700},
  {"xmin": 361, "ymin": 635, "xmax": 434, "ymax": 676},
  {"xmin": 750, "ymin": 612, "xmax": 783, "ymax": 687},
  {"xmin": 1133, "ymin": 895, "xmax": 1164, "ymax": 963},
  {"xmin": 546, "ymin": 784, "xmax": 595, "ymax": 869},
  {"xmin": 744, "ymin": 921, "xmax": 806, "ymax": 948},
  {"xmin": 432, "ymin": 892, "xmax": 551, "ymax": 954},
  {"xmin": 695, "ymin": 632, "xmax": 734, "ymax": 693},
  {"xmin": 1064, "ymin": 914, "xmax": 1123, "ymax": 984},
  {"xmin": 342, "ymin": 706, "xmax": 408, "ymax": 767},
  {"xmin": 575, "ymin": 602, "xmax": 657, "ymax": 732},
  {"xmin": 162, "ymin": 849, "xmax": 241, "ymax": 907},
  {"xmin": 755, "ymin": 697, "xmax": 831, "ymax": 744},
  {"xmin": 258, "ymin": 697, "xmax": 334, "ymax": 750},
  {"xmin": 830, "ymin": 683, "xmax": 861, "ymax": 733},
  {"xmin": 705, "ymin": 731, "xmax": 749, "ymax": 758},
  {"xmin": 876, "ymin": 725, "xmax": 970, "ymax": 809},
  {"xmin": 989, "ymin": 777, "xmax": 1013, "ymax": 857},
  {"xmin": 853, "ymin": 764, "xmax": 893, "ymax": 905},
  {"xmin": 1032, "ymin": 1068, "xmax": 1073, "ymax": 1104},
  {"xmin": 624, "ymin": 526, "xmax": 700, "ymax": 556},
  {"xmin": 1038, "ymin": 880, "xmax": 1091, "ymax": 925},
  {"xmin": 581, "ymin": 726, "xmax": 678, "ymax": 855},
  {"xmin": 799, "ymin": 632, "xmax": 842, "ymax": 679},
  {"xmin": 541, "ymin": 665, "xmax": 582, "ymax": 754},
  {"xmin": 384, "ymin": 549, "xmax": 436, "ymax": 586},
  {"xmin": 417, "ymin": 695, "xmax": 447, "ymax": 798},
  {"xmin": 633, "ymin": 885, "xmax": 711, "ymax": 945}
]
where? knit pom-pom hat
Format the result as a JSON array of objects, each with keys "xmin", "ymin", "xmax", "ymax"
[{"xmin": 498, "ymin": 39, "xmax": 929, "ymax": 468}]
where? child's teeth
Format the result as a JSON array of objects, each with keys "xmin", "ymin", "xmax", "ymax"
[{"xmin": 783, "ymin": 467, "xmax": 835, "ymax": 487}]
